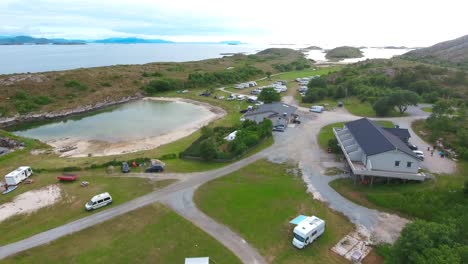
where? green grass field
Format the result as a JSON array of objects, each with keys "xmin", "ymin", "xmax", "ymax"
[
  {"xmin": 329, "ymin": 160, "xmax": 467, "ymax": 221},
  {"xmin": 194, "ymin": 160, "xmax": 352, "ymax": 264},
  {"xmin": 3, "ymin": 204, "xmax": 241, "ymax": 264},
  {"xmin": 0, "ymin": 172, "xmax": 175, "ymax": 246},
  {"xmin": 317, "ymin": 120, "xmax": 394, "ymax": 150},
  {"xmin": 421, "ymin": 107, "xmax": 432, "ymax": 113},
  {"xmin": 344, "ymin": 97, "xmax": 407, "ymax": 117}
]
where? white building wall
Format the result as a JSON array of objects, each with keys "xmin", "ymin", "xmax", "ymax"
[{"xmin": 368, "ymin": 150, "xmax": 420, "ymax": 173}]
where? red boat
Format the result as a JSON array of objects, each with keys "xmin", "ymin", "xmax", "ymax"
[{"xmin": 57, "ymin": 174, "xmax": 78, "ymax": 182}]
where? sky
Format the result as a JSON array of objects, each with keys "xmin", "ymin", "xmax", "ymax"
[{"xmin": 0, "ymin": 0, "xmax": 467, "ymax": 47}]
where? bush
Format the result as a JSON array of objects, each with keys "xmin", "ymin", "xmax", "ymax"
[
  {"xmin": 464, "ymin": 181, "xmax": 468, "ymax": 195},
  {"xmin": 144, "ymin": 79, "xmax": 179, "ymax": 94},
  {"xmin": 65, "ymin": 80, "xmax": 88, "ymax": 91},
  {"xmin": 142, "ymin": 72, "xmax": 163, "ymax": 78},
  {"xmin": 62, "ymin": 166, "xmax": 82, "ymax": 172},
  {"xmin": 158, "ymin": 153, "xmax": 177, "ymax": 160},
  {"xmin": 15, "ymin": 101, "xmax": 39, "ymax": 114},
  {"xmin": 258, "ymin": 88, "xmax": 281, "ymax": 103},
  {"xmin": 327, "ymin": 138, "xmax": 341, "ymax": 153},
  {"xmin": 373, "ymin": 97, "xmax": 393, "ymax": 116}
]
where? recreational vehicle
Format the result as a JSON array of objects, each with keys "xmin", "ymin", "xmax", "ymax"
[
  {"xmin": 4, "ymin": 166, "xmax": 33, "ymax": 186},
  {"xmin": 292, "ymin": 216, "xmax": 325, "ymax": 249}
]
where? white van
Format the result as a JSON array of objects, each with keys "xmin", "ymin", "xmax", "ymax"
[
  {"xmin": 85, "ymin": 192, "xmax": 113, "ymax": 211},
  {"xmin": 4, "ymin": 166, "xmax": 33, "ymax": 186},
  {"xmin": 292, "ymin": 216, "xmax": 325, "ymax": 249},
  {"xmin": 310, "ymin": 105, "xmax": 324, "ymax": 113}
]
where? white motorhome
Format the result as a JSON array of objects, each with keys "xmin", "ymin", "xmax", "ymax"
[
  {"xmin": 85, "ymin": 192, "xmax": 113, "ymax": 211},
  {"xmin": 292, "ymin": 216, "xmax": 325, "ymax": 249},
  {"xmin": 310, "ymin": 105, "xmax": 324, "ymax": 113},
  {"xmin": 4, "ymin": 166, "xmax": 33, "ymax": 186}
]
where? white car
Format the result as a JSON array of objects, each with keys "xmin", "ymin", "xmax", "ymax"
[
  {"xmin": 85, "ymin": 192, "xmax": 113, "ymax": 211},
  {"xmin": 413, "ymin": 150, "xmax": 425, "ymax": 160}
]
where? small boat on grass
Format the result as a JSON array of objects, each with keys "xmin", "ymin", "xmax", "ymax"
[{"xmin": 2, "ymin": 185, "xmax": 17, "ymax": 195}]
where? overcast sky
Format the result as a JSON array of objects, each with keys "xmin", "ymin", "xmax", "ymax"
[{"xmin": 0, "ymin": 0, "xmax": 467, "ymax": 47}]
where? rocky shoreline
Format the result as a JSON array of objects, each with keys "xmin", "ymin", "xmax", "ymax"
[{"xmin": 0, "ymin": 95, "xmax": 143, "ymax": 128}]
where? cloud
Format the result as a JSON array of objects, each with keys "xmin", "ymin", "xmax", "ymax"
[{"xmin": 0, "ymin": 0, "xmax": 467, "ymax": 46}]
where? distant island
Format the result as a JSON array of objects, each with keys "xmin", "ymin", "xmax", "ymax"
[
  {"xmin": 325, "ymin": 46, "xmax": 364, "ymax": 60},
  {"xmin": 0, "ymin": 35, "xmax": 245, "ymax": 45},
  {"xmin": 300, "ymin": 46, "xmax": 322, "ymax": 52},
  {"xmin": 0, "ymin": 36, "xmax": 86, "ymax": 45}
]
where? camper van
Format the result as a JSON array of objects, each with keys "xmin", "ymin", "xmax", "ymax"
[
  {"xmin": 4, "ymin": 166, "xmax": 33, "ymax": 186},
  {"xmin": 85, "ymin": 192, "xmax": 113, "ymax": 211},
  {"xmin": 292, "ymin": 216, "xmax": 325, "ymax": 249},
  {"xmin": 310, "ymin": 105, "xmax": 324, "ymax": 113}
]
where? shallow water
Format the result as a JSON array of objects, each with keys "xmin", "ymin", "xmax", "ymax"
[
  {"xmin": 12, "ymin": 100, "xmax": 212, "ymax": 143},
  {"xmin": 0, "ymin": 43, "xmax": 270, "ymax": 74}
]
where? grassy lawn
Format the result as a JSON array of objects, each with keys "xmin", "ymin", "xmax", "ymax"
[
  {"xmin": 344, "ymin": 97, "xmax": 406, "ymax": 117},
  {"xmin": 421, "ymin": 106, "xmax": 432, "ymax": 113},
  {"xmin": 0, "ymin": 171, "xmax": 175, "ymax": 245},
  {"xmin": 3, "ymin": 203, "xmax": 241, "ymax": 264},
  {"xmin": 317, "ymin": 120, "xmax": 394, "ymax": 150},
  {"xmin": 329, "ymin": 160, "xmax": 467, "ymax": 221},
  {"xmin": 194, "ymin": 160, "xmax": 353, "ymax": 264}
]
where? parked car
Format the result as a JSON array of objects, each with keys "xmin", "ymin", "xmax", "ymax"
[
  {"xmin": 121, "ymin": 162, "xmax": 130, "ymax": 173},
  {"xmin": 273, "ymin": 124, "xmax": 286, "ymax": 132},
  {"xmin": 413, "ymin": 150, "xmax": 425, "ymax": 160},
  {"xmin": 145, "ymin": 164, "xmax": 164, "ymax": 173},
  {"xmin": 199, "ymin": 91, "xmax": 211, "ymax": 97},
  {"xmin": 239, "ymin": 109, "xmax": 249, "ymax": 114},
  {"xmin": 407, "ymin": 143, "xmax": 418, "ymax": 150},
  {"xmin": 85, "ymin": 192, "xmax": 112, "ymax": 211},
  {"xmin": 227, "ymin": 95, "xmax": 235, "ymax": 101}
]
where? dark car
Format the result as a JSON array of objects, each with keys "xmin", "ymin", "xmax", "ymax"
[
  {"xmin": 145, "ymin": 165, "xmax": 164, "ymax": 173},
  {"xmin": 239, "ymin": 109, "xmax": 249, "ymax": 114},
  {"xmin": 273, "ymin": 124, "xmax": 286, "ymax": 132},
  {"xmin": 407, "ymin": 143, "xmax": 418, "ymax": 151},
  {"xmin": 121, "ymin": 162, "xmax": 130, "ymax": 173},
  {"xmin": 199, "ymin": 92, "xmax": 211, "ymax": 97}
]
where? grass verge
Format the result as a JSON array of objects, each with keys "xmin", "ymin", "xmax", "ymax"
[
  {"xmin": 3, "ymin": 203, "xmax": 241, "ymax": 264},
  {"xmin": 194, "ymin": 159, "xmax": 353, "ymax": 264},
  {"xmin": 344, "ymin": 97, "xmax": 406, "ymax": 117},
  {"xmin": 0, "ymin": 171, "xmax": 175, "ymax": 245}
]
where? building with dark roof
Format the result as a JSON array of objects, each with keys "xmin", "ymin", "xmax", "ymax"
[
  {"xmin": 242, "ymin": 102, "xmax": 297, "ymax": 127},
  {"xmin": 333, "ymin": 118, "xmax": 425, "ymax": 181}
]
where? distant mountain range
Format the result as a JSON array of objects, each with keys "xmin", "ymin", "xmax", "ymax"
[
  {"xmin": 0, "ymin": 36, "xmax": 244, "ymax": 45},
  {"xmin": 0, "ymin": 36, "xmax": 86, "ymax": 45},
  {"xmin": 403, "ymin": 34, "xmax": 468, "ymax": 67}
]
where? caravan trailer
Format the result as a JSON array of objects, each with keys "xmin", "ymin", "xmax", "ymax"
[
  {"xmin": 4, "ymin": 166, "xmax": 33, "ymax": 186},
  {"xmin": 291, "ymin": 216, "xmax": 325, "ymax": 249}
]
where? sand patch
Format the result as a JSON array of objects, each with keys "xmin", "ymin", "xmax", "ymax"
[
  {"xmin": 0, "ymin": 185, "xmax": 61, "ymax": 223},
  {"xmin": 46, "ymin": 97, "xmax": 226, "ymax": 157}
]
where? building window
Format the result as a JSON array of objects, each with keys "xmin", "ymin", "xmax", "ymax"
[
  {"xmin": 407, "ymin": 162, "xmax": 412, "ymax": 168},
  {"xmin": 395, "ymin": 161, "xmax": 400, "ymax": 167}
]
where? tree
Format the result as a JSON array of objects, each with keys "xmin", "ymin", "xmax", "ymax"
[
  {"xmin": 388, "ymin": 90, "xmax": 419, "ymax": 114},
  {"xmin": 258, "ymin": 87, "xmax": 281, "ymax": 103},
  {"xmin": 199, "ymin": 139, "xmax": 217, "ymax": 160},
  {"xmin": 266, "ymin": 71, "xmax": 272, "ymax": 80},
  {"xmin": 373, "ymin": 97, "xmax": 393, "ymax": 116},
  {"xmin": 391, "ymin": 220, "xmax": 460, "ymax": 264}
]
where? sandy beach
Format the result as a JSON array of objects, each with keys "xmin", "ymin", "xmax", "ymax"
[
  {"xmin": 45, "ymin": 97, "xmax": 226, "ymax": 157},
  {"xmin": 0, "ymin": 185, "xmax": 61, "ymax": 223}
]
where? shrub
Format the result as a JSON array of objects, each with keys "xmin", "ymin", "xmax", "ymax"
[
  {"xmin": 65, "ymin": 80, "xmax": 88, "ymax": 91},
  {"xmin": 258, "ymin": 88, "xmax": 281, "ymax": 103},
  {"xmin": 144, "ymin": 79, "xmax": 179, "ymax": 94},
  {"xmin": 62, "ymin": 166, "xmax": 82, "ymax": 172},
  {"xmin": 158, "ymin": 153, "xmax": 177, "ymax": 160},
  {"xmin": 328, "ymin": 138, "xmax": 341, "ymax": 153}
]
